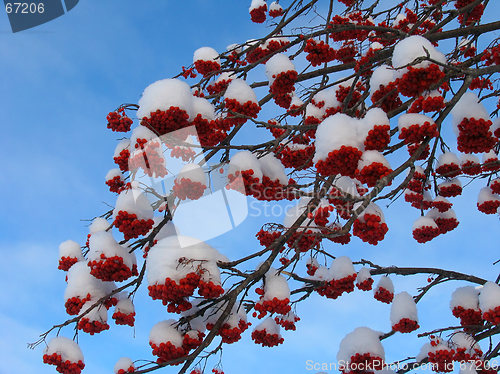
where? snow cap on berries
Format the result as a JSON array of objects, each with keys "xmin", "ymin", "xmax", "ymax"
[
  {"xmin": 450, "ymin": 286, "xmax": 480, "ymax": 311},
  {"xmin": 228, "ymin": 150, "xmax": 263, "ymax": 180},
  {"xmin": 64, "ymin": 262, "xmax": 115, "ymax": 304},
  {"xmin": 451, "ymin": 92, "xmax": 491, "ymax": 130},
  {"xmin": 149, "ymin": 319, "xmax": 183, "ymax": 347},
  {"xmin": 357, "ymin": 267, "xmax": 373, "ymax": 284},
  {"xmin": 137, "ymin": 78, "xmax": 194, "ymax": 120},
  {"xmin": 113, "ymin": 357, "xmax": 135, "ymax": 374},
  {"xmin": 398, "ymin": 113, "xmax": 435, "ymax": 133},
  {"xmin": 479, "ymin": 281, "xmax": 500, "ymax": 314},
  {"xmin": 370, "ymin": 65, "xmax": 395, "ymax": 93},
  {"xmin": 259, "ymin": 153, "xmax": 288, "ymax": 185},
  {"xmin": 193, "ymin": 47, "xmax": 220, "ymax": 65},
  {"xmin": 44, "ymin": 337, "xmax": 85, "ymax": 363},
  {"xmin": 192, "ymin": 96, "xmax": 216, "ymax": 121},
  {"xmin": 390, "ymin": 292, "xmax": 419, "ymax": 326},
  {"xmin": 392, "ymin": 35, "xmax": 446, "ymax": 74},
  {"xmin": 112, "ymin": 187, "xmax": 154, "ymax": 222},
  {"xmin": 262, "ymin": 267, "xmax": 291, "ymax": 300},
  {"xmin": 375, "ymin": 275, "xmax": 394, "ymax": 294},
  {"xmin": 265, "ymin": 53, "xmax": 296, "ymax": 85},
  {"xmin": 59, "ymin": 240, "xmax": 84, "ymax": 262},
  {"xmin": 176, "ymin": 163, "xmax": 207, "ymax": 186},
  {"xmin": 224, "ymin": 78, "xmax": 258, "ymax": 104},
  {"xmin": 114, "ymin": 139, "xmax": 130, "ymax": 158},
  {"xmin": 337, "ymin": 327, "xmax": 385, "ymax": 364},
  {"xmin": 328, "ymin": 256, "xmax": 356, "ymax": 280}
]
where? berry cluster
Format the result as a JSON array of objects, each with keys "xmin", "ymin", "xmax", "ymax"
[
  {"xmin": 114, "ymin": 149, "xmax": 130, "ymax": 172},
  {"xmin": 88, "ymin": 254, "xmax": 138, "ymax": 282},
  {"xmin": 182, "ymin": 331, "xmax": 204, "ymax": 351},
  {"xmin": 469, "ymin": 77, "xmax": 493, "ymax": 91},
  {"xmin": 306, "ymin": 263, "xmax": 318, "ymax": 276},
  {"xmin": 315, "ymin": 146, "xmax": 363, "ymax": 177},
  {"xmin": 224, "ymin": 98, "xmax": 261, "ymax": 125},
  {"xmin": 106, "ymin": 176, "xmax": 126, "ymax": 193},
  {"xmin": 304, "ymin": 39, "xmax": 336, "ymax": 67},
  {"xmin": 413, "ymin": 224, "xmax": 441, "ymax": 243},
  {"xmin": 270, "ymin": 70, "xmax": 298, "ymax": 96},
  {"xmin": 438, "ymin": 181, "xmax": 462, "ymax": 198},
  {"xmin": 356, "ymin": 278, "xmax": 374, "ymax": 291},
  {"xmin": 329, "ymin": 13, "xmax": 373, "ymax": 42},
  {"xmin": 181, "ymin": 66, "xmax": 197, "ymax": 79},
  {"xmin": 251, "ymin": 328, "xmax": 284, "ymax": 347},
  {"xmin": 58, "ymin": 256, "xmax": 79, "ymax": 271},
  {"xmin": 275, "ymin": 313, "xmax": 300, "ymax": 331},
  {"xmin": 113, "ymin": 211, "xmax": 155, "ymax": 241},
  {"xmin": 207, "ymin": 319, "xmax": 251, "ymax": 344},
  {"xmin": 345, "ymin": 353, "xmax": 384, "ymax": 374},
  {"xmin": 116, "ymin": 366, "xmax": 136, "ymax": 374},
  {"xmin": 150, "ymin": 341, "xmax": 186, "ymax": 365},
  {"xmin": 356, "ymin": 162, "xmax": 393, "ymax": 188},
  {"xmin": 65, "ymin": 293, "xmax": 91, "ymax": 315},
  {"xmin": 407, "ymin": 143, "xmax": 431, "ymax": 161},
  {"xmin": 428, "ymin": 347, "xmax": 455, "ymax": 373},
  {"xmin": 452, "ymin": 306, "xmax": 483, "ymax": 327},
  {"xmin": 456, "ymin": 117, "xmax": 497, "ymax": 154},
  {"xmin": 276, "ymin": 145, "xmax": 314, "ymax": 170},
  {"xmin": 286, "ymin": 230, "xmax": 320, "ymax": 252},
  {"xmin": 172, "ymin": 178, "xmax": 206, "ymax": 200},
  {"xmin": 364, "ymin": 125, "xmax": 390, "ymax": 151},
  {"xmin": 194, "ymin": 59, "xmax": 221, "ymax": 77},
  {"xmin": 433, "ymin": 199, "xmax": 453, "ymax": 213},
  {"xmin": 141, "ymin": 108, "xmax": 190, "ymax": 136},
  {"xmin": 43, "ymin": 353, "xmax": 85, "ymax": 374},
  {"xmin": 197, "ymin": 280, "xmax": 224, "ymax": 299},
  {"xmin": 77, "ymin": 318, "xmax": 110, "ymax": 335},
  {"xmin": 250, "ymin": 4, "xmax": 267, "ymax": 23},
  {"xmin": 269, "ymin": 4, "xmax": 283, "ymax": 18},
  {"xmin": 107, "ymin": 109, "xmax": 133, "ymax": 132},
  {"xmin": 226, "ymin": 169, "xmax": 260, "ymax": 196},
  {"xmin": 374, "ymin": 287, "xmax": 394, "ymax": 304},
  {"xmin": 434, "ymin": 216, "xmax": 459, "ymax": 234},
  {"xmin": 246, "ymin": 39, "xmax": 290, "ymax": 64},
  {"xmin": 461, "ymin": 160, "xmax": 482, "ymax": 176},
  {"xmin": 353, "ymin": 214, "xmax": 389, "ymax": 245},
  {"xmin": 396, "ymin": 64, "xmax": 445, "ymax": 97},
  {"xmin": 256, "ymin": 228, "xmax": 282, "ymax": 248},
  {"xmin": 254, "ymin": 297, "xmax": 291, "ymax": 318},
  {"xmin": 147, "ymin": 273, "xmax": 200, "ymax": 313},
  {"xmin": 327, "ymin": 225, "xmax": 352, "ymax": 244},
  {"xmin": 408, "ymin": 95, "xmax": 446, "ymax": 113},
  {"xmin": 112, "ymin": 310, "xmax": 136, "ymax": 326},
  {"xmin": 455, "ymin": 0, "xmax": 484, "ymax": 25},
  {"xmin": 207, "ymin": 78, "xmax": 232, "ymax": 95},
  {"xmin": 315, "ymin": 274, "xmax": 357, "ymax": 299},
  {"xmin": 392, "ymin": 318, "xmax": 420, "ymax": 333},
  {"xmin": 169, "ymin": 147, "xmax": 196, "ymax": 162},
  {"xmin": 399, "ymin": 121, "xmax": 439, "ymax": 144},
  {"xmin": 129, "ymin": 140, "xmax": 168, "ymax": 178},
  {"xmin": 335, "ymin": 41, "xmax": 358, "ymax": 64},
  {"xmin": 481, "ymin": 46, "xmax": 500, "ymax": 66},
  {"xmin": 483, "ymin": 306, "xmax": 500, "ymax": 325},
  {"xmin": 371, "ymin": 82, "xmax": 402, "ymax": 113},
  {"xmin": 477, "ymin": 199, "xmax": 500, "ymax": 215}
]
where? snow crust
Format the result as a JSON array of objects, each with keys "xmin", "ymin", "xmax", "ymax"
[
  {"xmin": 451, "ymin": 92, "xmax": 491, "ymax": 132},
  {"xmin": 112, "ymin": 188, "xmax": 154, "ymax": 221},
  {"xmin": 149, "ymin": 319, "xmax": 183, "ymax": 347},
  {"xmin": 224, "ymin": 79, "xmax": 258, "ymax": 104},
  {"xmin": 477, "ymin": 187, "xmax": 500, "ymax": 205},
  {"xmin": 176, "ymin": 163, "xmax": 207, "ymax": 186},
  {"xmin": 357, "ymin": 267, "xmax": 372, "ymax": 284},
  {"xmin": 193, "ymin": 47, "xmax": 220, "ymax": 64},
  {"xmin": 392, "ymin": 35, "xmax": 446, "ymax": 74},
  {"xmin": 59, "ymin": 240, "xmax": 84, "ymax": 261},
  {"xmin": 412, "ymin": 216, "xmax": 439, "ymax": 230},
  {"xmin": 114, "ymin": 139, "xmax": 130, "ymax": 158},
  {"xmin": 329, "ymin": 256, "xmax": 356, "ymax": 280},
  {"xmin": 228, "ymin": 150, "xmax": 263, "ymax": 180},
  {"xmin": 259, "ymin": 153, "xmax": 288, "ymax": 184},
  {"xmin": 88, "ymin": 231, "xmax": 136, "ymax": 270},
  {"xmin": 479, "ymin": 281, "xmax": 500, "ymax": 312},
  {"xmin": 114, "ymin": 357, "xmax": 135, "ymax": 374},
  {"xmin": 262, "ymin": 267, "xmax": 290, "ymax": 300},
  {"xmin": 64, "ymin": 262, "xmax": 116, "ymax": 301},
  {"xmin": 370, "ymin": 65, "xmax": 394, "ymax": 92},
  {"xmin": 105, "ymin": 168, "xmax": 123, "ymax": 181},
  {"xmin": 337, "ymin": 327, "xmax": 385, "ymax": 363},
  {"xmin": 265, "ymin": 53, "xmax": 296, "ymax": 85},
  {"xmin": 375, "ymin": 275, "xmax": 394, "ymax": 293},
  {"xmin": 44, "ymin": 337, "xmax": 84, "ymax": 363},
  {"xmin": 390, "ymin": 291, "xmax": 418, "ymax": 325},
  {"xmin": 398, "ymin": 113, "xmax": 435, "ymax": 131}
]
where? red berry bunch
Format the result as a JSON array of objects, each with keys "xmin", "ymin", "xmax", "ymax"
[
  {"xmin": 224, "ymin": 98, "xmax": 261, "ymax": 125},
  {"xmin": 117, "ymin": 366, "xmax": 135, "ymax": 374},
  {"xmin": 169, "ymin": 147, "xmax": 196, "ymax": 162},
  {"xmin": 226, "ymin": 169, "xmax": 260, "ymax": 196},
  {"xmin": 114, "ymin": 149, "xmax": 130, "ymax": 172},
  {"xmin": 65, "ymin": 293, "xmax": 91, "ymax": 315},
  {"xmin": 250, "ymin": 4, "xmax": 267, "ymax": 23},
  {"xmin": 329, "ymin": 13, "xmax": 372, "ymax": 42},
  {"xmin": 398, "ymin": 121, "xmax": 439, "ymax": 144},
  {"xmin": 477, "ymin": 199, "xmax": 500, "ymax": 215},
  {"xmin": 345, "ymin": 353, "xmax": 384, "ymax": 374},
  {"xmin": 181, "ymin": 331, "xmax": 204, "ymax": 351},
  {"xmin": 147, "ymin": 273, "xmax": 200, "ymax": 313},
  {"xmin": 270, "ymin": 70, "xmax": 298, "ymax": 96},
  {"xmin": 106, "ymin": 176, "xmax": 126, "ymax": 194},
  {"xmin": 141, "ymin": 108, "xmax": 190, "ymax": 136},
  {"xmin": 251, "ymin": 328, "xmax": 284, "ymax": 347},
  {"xmin": 335, "ymin": 83, "xmax": 364, "ymax": 110},
  {"xmin": 150, "ymin": 341, "xmax": 186, "ymax": 365},
  {"xmin": 482, "ymin": 306, "xmax": 500, "ymax": 325},
  {"xmin": 469, "ymin": 77, "xmax": 493, "ymax": 91},
  {"xmin": 207, "ymin": 78, "xmax": 232, "ymax": 95},
  {"xmin": 273, "ymin": 93, "xmax": 292, "ymax": 108},
  {"xmin": 460, "ymin": 44, "xmax": 477, "ymax": 58},
  {"xmin": 396, "ymin": 64, "xmax": 445, "ymax": 97},
  {"xmin": 129, "ymin": 140, "xmax": 168, "ymax": 178},
  {"xmin": 371, "ymin": 82, "xmax": 402, "ymax": 113},
  {"xmin": 364, "ymin": 125, "xmax": 390, "ymax": 151},
  {"xmin": 269, "ymin": 6, "xmax": 283, "ymax": 17},
  {"xmin": 452, "ymin": 306, "xmax": 483, "ymax": 327},
  {"xmin": 335, "ymin": 41, "xmax": 358, "ymax": 64},
  {"xmin": 77, "ymin": 318, "xmax": 110, "ymax": 335},
  {"xmin": 286, "ymin": 230, "xmax": 321, "ymax": 252},
  {"xmin": 254, "ymin": 297, "xmax": 291, "ymax": 318},
  {"xmin": 353, "ymin": 213, "xmax": 388, "ymax": 245},
  {"xmin": 315, "ymin": 146, "xmax": 363, "ymax": 177},
  {"xmin": 455, "ymin": 0, "xmax": 484, "ymax": 25},
  {"xmin": 481, "ymin": 46, "xmax": 500, "ymax": 66},
  {"xmin": 356, "ymin": 162, "xmax": 393, "ymax": 188},
  {"xmin": 256, "ymin": 228, "xmax": 283, "ymax": 248},
  {"xmin": 207, "ymin": 320, "xmax": 251, "ymax": 344},
  {"xmin": 432, "ymin": 199, "xmax": 453, "ymax": 213},
  {"xmin": 194, "ymin": 59, "xmax": 221, "ymax": 77},
  {"xmin": 374, "ymin": 286, "xmax": 394, "ymax": 304},
  {"xmin": 112, "ymin": 310, "xmax": 136, "ymax": 326},
  {"xmin": 315, "ymin": 274, "xmax": 357, "ymax": 299},
  {"xmin": 246, "ymin": 39, "xmax": 290, "ymax": 64},
  {"xmin": 438, "ymin": 182, "xmax": 462, "ymax": 198},
  {"xmin": 408, "ymin": 95, "xmax": 446, "ymax": 113},
  {"xmin": 275, "ymin": 313, "xmax": 300, "ymax": 331},
  {"xmin": 276, "ymin": 144, "xmax": 314, "ymax": 170},
  {"xmin": 58, "ymin": 256, "xmax": 79, "ymax": 271},
  {"xmin": 428, "ymin": 347, "xmax": 455, "ymax": 372},
  {"xmin": 113, "ymin": 211, "xmax": 155, "ymax": 241},
  {"xmin": 306, "ymin": 263, "xmax": 318, "ymax": 276},
  {"xmin": 88, "ymin": 253, "xmax": 138, "ymax": 282},
  {"xmin": 314, "ymin": 206, "xmax": 333, "ymax": 227},
  {"xmin": 434, "ymin": 216, "xmax": 459, "ymax": 234},
  {"xmin": 172, "ymin": 178, "xmax": 206, "ymax": 200},
  {"xmin": 491, "ymin": 179, "xmax": 500, "ymax": 195},
  {"xmin": 181, "ymin": 66, "xmax": 197, "ymax": 79},
  {"xmin": 197, "ymin": 280, "xmax": 224, "ymax": 299},
  {"xmin": 304, "ymin": 39, "xmax": 336, "ymax": 67},
  {"xmin": 456, "ymin": 117, "xmax": 497, "ymax": 154},
  {"xmin": 407, "ymin": 143, "xmax": 431, "ymax": 160},
  {"xmin": 461, "ymin": 160, "xmax": 482, "ymax": 175},
  {"xmin": 482, "ymin": 156, "xmax": 500, "ymax": 172},
  {"xmin": 393, "ymin": 317, "xmax": 420, "ymax": 333},
  {"xmin": 413, "ymin": 224, "xmax": 441, "ymax": 243},
  {"xmin": 436, "ymin": 163, "xmax": 461, "ymax": 178},
  {"xmin": 356, "ymin": 278, "xmax": 374, "ymax": 291},
  {"xmin": 327, "ymin": 224, "xmax": 352, "ymax": 244},
  {"xmin": 107, "ymin": 109, "xmax": 133, "ymax": 132},
  {"xmin": 43, "ymin": 353, "xmax": 85, "ymax": 374}
]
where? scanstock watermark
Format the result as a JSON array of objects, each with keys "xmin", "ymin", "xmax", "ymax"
[
  {"xmin": 4, "ymin": 0, "xmax": 78, "ymax": 33},
  {"xmin": 305, "ymin": 359, "xmax": 500, "ymax": 372}
]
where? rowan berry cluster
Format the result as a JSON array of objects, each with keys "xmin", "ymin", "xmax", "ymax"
[
  {"xmin": 114, "ymin": 149, "xmax": 130, "ymax": 172},
  {"xmin": 65, "ymin": 293, "xmax": 91, "ymax": 315},
  {"xmin": 254, "ymin": 297, "xmax": 291, "ymax": 318},
  {"xmin": 413, "ymin": 224, "xmax": 441, "ymax": 243},
  {"xmin": 315, "ymin": 274, "xmax": 357, "ymax": 299},
  {"xmin": 276, "ymin": 144, "xmax": 315, "ymax": 170},
  {"xmin": 345, "ymin": 353, "xmax": 384, "ymax": 374},
  {"xmin": 396, "ymin": 64, "xmax": 445, "ymax": 97},
  {"xmin": 316, "ymin": 146, "xmax": 363, "ymax": 177},
  {"xmin": 112, "ymin": 310, "xmax": 136, "ymax": 326},
  {"xmin": 399, "ymin": 122, "xmax": 439, "ymax": 144},
  {"xmin": 172, "ymin": 178, "xmax": 206, "ymax": 200},
  {"xmin": 251, "ymin": 328, "xmax": 284, "ymax": 347},
  {"xmin": 147, "ymin": 273, "xmax": 200, "ymax": 312},
  {"xmin": 438, "ymin": 181, "xmax": 462, "ymax": 198},
  {"xmin": 374, "ymin": 286, "xmax": 394, "ymax": 304},
  {"xmin": 286, "ymin": 230, "xmax": 320, "ymax": 252},
  {"xmin": 88, "ymin": 254, "xmax": 138, "ymax": 282},
  {"xmin": 107, "ymin": 109, "xmax": 133, "ymax": 132},
  {"xmin": 356, "ymin": 162, "xmax": 393, "ymax": 187},
  {"xmin": 304, "ymin": 39, "xmax": 336, "ymax": 66},
  {"xmin": 141, "ymin": 108, "xmax": 190, "ymax": 135},
  {"xmin": 43, "ymin": 353, "xmax": 85, "ymax": 374},
  {"xmin": 371, "ymin": 82, "xmax": 402, "ymax": 113},
  {"xmin": 353, "ymin": 214, "xmax": 389, "ymax": 245},
  {"xmin": 194, "ymin": 59, "xmax": 221, "ymax": 77},
  {"xmin": 113, "ymin": 211, "xmax": 155, "ymax": 241},
  {"xmin": 364, "ymin": 125, "xmax": 390, "ymax": 151},
  {"xmin": 169, "ymin": 147, "xmax": 196, "ymax": 162},
  {"xmin": 224, "ymin": 99, "xmax": 261, "ymax": 125},
  {"xmin": 256, "ymin": 228, "xmax": 282, "ymax": 248},
  {"xmin": 250, "ymin": 4, "xmax": 267, "ymax": 23},
  {"xmin": 356, "ymin": 278, "xmax": 374, "ymax": 291},
  {"xmin": 452, "ymin": 306, "xmax": 483, "ymax": 327},
  {"xmin": 408, "ymin": 95, "xmax": 446, "ymax": 113},
  {"xmin": 455, "ymin": 0, "xmax": 484, "ymax": 25},
  {"xmin": 58, "ymin": 256, "xmax": 79, "ymax": 271},
  {"xmin": 150, "ymin": 341, "xmax": 186, "ymax": 364},
  {"xmin": 206, "ymin": 79, "xmax": 232, "ymax": 95},
  {"xmin": 77, "ymin": 318, "xmax": 110, "ymax": 335},
  {"xmin": 481, "ymin": 45, "xmax": 500, "ymax": 66},
  {"xmin": 428, "ymin": 347, "xmax": 455, "ymax": 372},
  {"xmin": 129, "ymin": 140, "xmax": 168, "ymax": 178},
  {"xmin": 456, "ymin": 117, "xmax": 497, "ymax": 154},
  {"xmin": 116, "ymin": 366, "xmax": 136, "ymax": 374}
]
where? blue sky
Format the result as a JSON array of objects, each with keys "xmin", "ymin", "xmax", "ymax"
[{"xmin": 1, "ymin": 1, "xmax": 499, "ymax": 374}]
